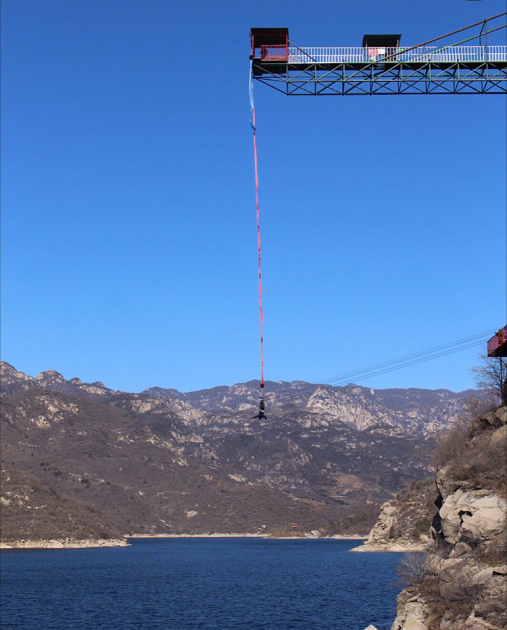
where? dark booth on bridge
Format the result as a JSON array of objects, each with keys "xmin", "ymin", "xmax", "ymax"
[{"xmin": 250, "ymin": 28, "xmax": 289, "ymax": 61}]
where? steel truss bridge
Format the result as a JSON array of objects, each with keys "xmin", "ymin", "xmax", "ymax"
[{"xmin": 251, "ymin": 14, "xmax": 507, "ymax": 96}]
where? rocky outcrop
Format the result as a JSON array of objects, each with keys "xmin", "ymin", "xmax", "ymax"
[
  {"xmin": 390, "ymin": 406, "xmax": 507, "ymax": 630},
  {"xmin": 437, "ymin": 488, "xmax": 506, "ymax": 547},
  {"xmin": 391, "ymin": 559, "xmax": 507, "ymax": 630},
  {"xmin": 391, "ymin": 594, "xmax": 429, "ymax": 630},
  {"xmin": 0, "ymin": 362, "xmax": 37, "ymax": 395},
  {"xmin": 352, "ymin": 477, "xmax": 437, "ymax": 552},
  {"xmin": 367, "ymin": 501, "xmax": 399, "ymax": 544}
]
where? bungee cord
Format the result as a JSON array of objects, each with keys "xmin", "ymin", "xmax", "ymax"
[{"xmin": 250, "ymin": 61, "xmax": 266, "ymax": 419}]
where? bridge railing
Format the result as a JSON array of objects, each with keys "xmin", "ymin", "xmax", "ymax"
[{"xmin": 287, "ymin": 46, "xmax": 507, "ymax": 64}]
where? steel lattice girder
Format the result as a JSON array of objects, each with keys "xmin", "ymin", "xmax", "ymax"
[{"xmin": 253, "ymin": 61, "xmax": 507, "ymax": 95}]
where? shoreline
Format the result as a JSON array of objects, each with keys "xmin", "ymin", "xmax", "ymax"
[
  {"xmin": 0, "ymin": 538, "xmax": 130, "ymax": 550},
  {"xmin": 350, "ymin": 541, "xmax": 427, "ymax": 553},
  {"xmin": 127, "ymin": 533, "xmax": 367, "ymax": 540},
  {"xmin": 1, "ymin": 534, "xmax": 366, "ymax": 549}
]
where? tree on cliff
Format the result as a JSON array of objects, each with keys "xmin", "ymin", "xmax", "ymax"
[{"xmin": 472, "ymin": 355, "xmax": 507, "ymax": 407}]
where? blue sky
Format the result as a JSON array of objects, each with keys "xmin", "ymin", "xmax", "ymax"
[{"xmin": 2, "ymin": 0, "xmax": 506, "ymax": 394}]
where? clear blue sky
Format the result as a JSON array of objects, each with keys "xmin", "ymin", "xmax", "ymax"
[{"xmin": 2, "ymin": 0, "xmax": 506, "ymax": 394}]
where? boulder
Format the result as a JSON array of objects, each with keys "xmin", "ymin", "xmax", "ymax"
[
  {"xmin": 464, "ymin": 613, "xmax": 502, "ymax": 630},
  {"xmin": 490, "ymin": 424, "xmax": 507, "ymax": 447},
  {"xmin": 481, "ymin": 411, "xmax": 498, "ymax": 427},
  {"xmin": 390, "ymin": 598, "xmax": 429, "ymax": 630},
  {"xmin": 460, "ymin": 496, "xmax": 507, "ymax": 543},
  {"xmin": 438, "ymin": 489, "xmax": 506, "ymax": 545},
  {"xmin": 450, "ymin": 541, "xmax": 472, "ymax": 557},
  {"xmin": 435, "ymin": 465, "xmax": 460, "ymax": 499},
  {"xmin": 494, "ymin": 406, "xmax": 507, "ymax": 425}
]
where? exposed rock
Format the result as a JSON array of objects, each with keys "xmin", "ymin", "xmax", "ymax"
[
  {"xmin": 0, "ymin": 362, "xmax": 36, "ymax": 395},
  {"xmin": 353, "ymin": 477, "xmax": 437, "ymax": 552},
  {"xmin": 490, "ymin": 423, "xmax": 507, "ymax": 447},
  {"xmin": 390, "ymin": 405, "xmax": 507, "ymax": 630},
  {"xmin": 495, "ymin": 406, "xmax": 507, "ymax": 424},
  {"xmin": 4, "ymin": 538, "xmax": 129, "ymax": 549},
  {"xmin": 369, "ymin": 502, "xmax": 397, "ymax": 541},
  {"xmin": 438, "ymin": 488, "xmax": 506, "ymax": 545},
  {"xmin": 391, "ymin": 593, "xmax": 429, "ymax": 630}
]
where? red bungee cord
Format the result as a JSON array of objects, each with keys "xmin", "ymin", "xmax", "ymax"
[
  {"xmin": 250, "ymin": 63, "xmax": 265, "ymax": 395},
  {"xmin": 252, "ymin": 106, "xmax": 264, "ymax": 391}
]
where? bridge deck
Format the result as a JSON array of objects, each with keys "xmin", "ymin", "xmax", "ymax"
[{"xmin": 253, "ymin": 45, "xmax": 507, "ymax": 76}]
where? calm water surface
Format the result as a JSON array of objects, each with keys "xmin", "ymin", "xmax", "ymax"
[{"xmin": 1, "ymin": 538, "xmax": 402, "ymax": 630}]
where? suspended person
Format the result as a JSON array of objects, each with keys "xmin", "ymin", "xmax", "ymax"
[{"xmin": 253, "ymin": 397, "xmax": 267, "ymax": 420}]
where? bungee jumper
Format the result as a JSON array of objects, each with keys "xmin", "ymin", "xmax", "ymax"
[{"xmin": 253, "ymin": 396, "xmax": 267, "ymax": 420}]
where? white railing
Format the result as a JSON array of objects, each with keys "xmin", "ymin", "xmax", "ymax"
[{"xmin": 287, "ymin": 46, "xmax": 507, "ymax": 64}]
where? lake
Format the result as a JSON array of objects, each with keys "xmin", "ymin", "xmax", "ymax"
[{"xmin": 0, "ymin": 538, "xmax": 402, "ymax": 630}]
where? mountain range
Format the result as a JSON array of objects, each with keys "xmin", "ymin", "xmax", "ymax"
[{"xmin": 0, "ymin": 362, "xmax": 478, "ymax": 538}]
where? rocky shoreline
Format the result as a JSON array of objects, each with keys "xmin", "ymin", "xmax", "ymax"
[
  {"xmin": 128, "ymin": 533, "xmax": 366, "ymax": 540},
  {"xmin": 350, "ymin": 476, "xmax": 437, "ymax": 555},
  {"xmin": 350, "ymin": 541, "xmax": 427, "ymax": 552},
  {"xmin": 1, "ymin": 533, "xmax": 365, "ymax": 549},
  {"xmin": 0, "ymin": 538, "xmax": 130, "ymax": 550}
]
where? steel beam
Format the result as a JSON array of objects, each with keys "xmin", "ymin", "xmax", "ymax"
[{"xmin": 253, "ymin": 61, "xmax": 507, "ymax": 95}]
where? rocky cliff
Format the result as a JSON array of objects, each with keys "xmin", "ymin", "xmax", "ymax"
[
  {"xmin": 390, "ymin": 405, "xmax": 507, "ymax": 630},
  {"xmin": 353, "ymin": 477, "xmax": 438, "ymax": 552}
]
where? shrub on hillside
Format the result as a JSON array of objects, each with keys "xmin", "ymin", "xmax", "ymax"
[
  {"xmin": 398, "ymin": 554, "xmax": 492, "ymax": 630},
  {"xmin": 435, "ymin": 402, "xmax": 506, "ymax": 496}
]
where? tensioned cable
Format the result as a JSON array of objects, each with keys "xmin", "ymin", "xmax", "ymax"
[
  {"xmin": 322, "ymin": 328, "xmax": 494, "ymax": 385},
  {"xmin": 327, "ymin": 338, "xmax": 485, "ymax": 387},
  {"xmin": 262, "ymin": 327, "xmax": 495, "ymax": 408},
  {"xmin": 371, "ymin": 11, "xmax": 507, "ymax": 65}
]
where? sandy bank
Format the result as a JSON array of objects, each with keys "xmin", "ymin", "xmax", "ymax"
[
  {"xmin": 128, "ymin": 533, "xmax": 264, "ymax": 539},
  {"xmin": 349, "ymin": 541, "xmax": 427, "ymax": 552},
  {"xmin": 128, "ymin": 533, "xmax": 367, "ymax": 540},
  {"xmin": 0, "ymin": 538, "xmax": 130, "ymax": 550},
  {"xmin": 1, "ymin": 535, "xmax": 367, "ymax": 549}
]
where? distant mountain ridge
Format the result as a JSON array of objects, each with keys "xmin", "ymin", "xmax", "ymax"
[
  {"xmin": 1, "ymin": 362, "xmax": 477, "ymax": 436},
  {"xmin": 0, "ymin": 361, "xmax": 480, "ymax": 539}
]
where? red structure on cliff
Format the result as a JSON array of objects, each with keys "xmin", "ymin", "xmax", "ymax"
[{"xmin": 487, "ymin": 326, "xmax": 507, "ymax": 358}]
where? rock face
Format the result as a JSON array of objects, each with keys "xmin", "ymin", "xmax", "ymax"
[
  {"xmin": 437, "ymin": 488, "xmax": 506, "ymax": 546},
  {"xmin": 368, "ymin": 502, "xmax": 399, "ymax": 544},
  {"xmin": 390, "ymin": 405, "xmax": 507, "ymax": 630}
]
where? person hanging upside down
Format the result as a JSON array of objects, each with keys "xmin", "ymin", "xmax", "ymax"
[{"xmin": 253, "ymin": 398, "xmax": 267, "ymax": 420}]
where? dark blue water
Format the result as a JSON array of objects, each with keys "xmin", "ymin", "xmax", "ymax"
[{"xmin": 0, "ymin": 538, "xmax": 402, "ymax": 630}]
